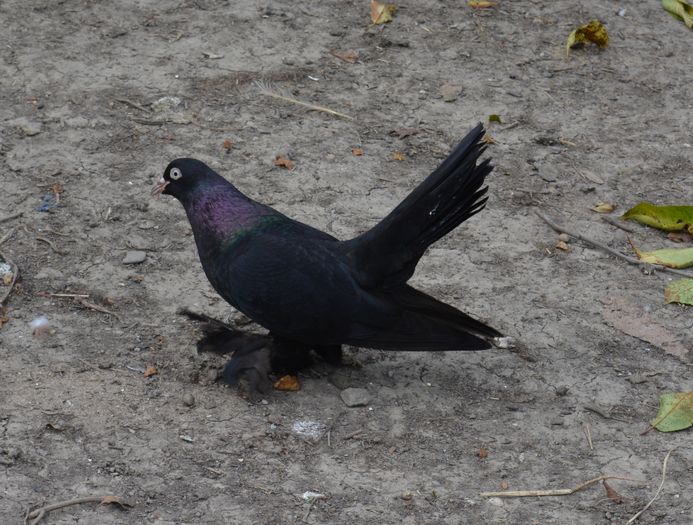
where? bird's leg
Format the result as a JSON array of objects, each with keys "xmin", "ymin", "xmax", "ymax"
[
  {"xmin": 269, "ymin": 336, "xmax": 314, "ymax": 376},
  {"xmin": 222, "ymin": 341, "xmax": 272, "ymax": 393},
  {"xmin": 314, "ymin": 344, "xmax": 343, "ymax": 366}
]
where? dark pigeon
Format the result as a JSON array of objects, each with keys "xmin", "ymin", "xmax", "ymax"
[{"xmin": 154, "ymin": 124, "xmax": 501, "ymax": 389}]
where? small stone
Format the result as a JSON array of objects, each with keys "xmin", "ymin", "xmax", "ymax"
[
  {"xmin": 550, "ymin": 417, "xmax": 564, "ymax": 426},
  {"xmin": 182, "ymin": 393, "xmax": 195, "ymax": 407},
  {"xmin": 401, "ymin": 491, "xmax": 413, "ymax": 501},
  {"xmin": 440, "ymin": 84, "xmax": 462, "ymax": 102},
  {"xmin": 628, "ymin": 374, "xmax": 648, "ymax": 385},
  {"xmin": 122, "ymin": 251, "xmax": 146, "ymax": 264},
  {"xmin": 340, "ymin": 387, "xmax": 371, "ymax": 407},
  {"xmin": 558, "ymin": 233, "xmax": 570, "ymax": 243},
  {"xmin": 10, "ymin": 117, "xmax": 42, "ymax": 136},
  {"xmin": 555, "ymin": 386, "xmax": 569, "ymax": 396},
  {"xmin": 34, "ymin": 267, "xmax": 65, "ymax": 280}
]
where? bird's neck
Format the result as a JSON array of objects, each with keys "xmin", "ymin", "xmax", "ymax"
[{"xmin": 183, "ymin": 184, "xmax": 275, "ymax": 260}]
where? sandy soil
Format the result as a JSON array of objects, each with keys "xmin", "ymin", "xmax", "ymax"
[{"xmin": 1, "ymin": 1, "xmax": 691, "ymax": 523}]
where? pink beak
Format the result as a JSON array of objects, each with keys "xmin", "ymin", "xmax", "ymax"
[{"xmin": 151, "ymin": 177, "xmax": 169, "ymax": 196}]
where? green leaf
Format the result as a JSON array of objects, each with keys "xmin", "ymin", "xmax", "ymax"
[
  {"xmin": 566, "ymin": 20, "xmax": 609, "ymax": 56},
  {"xmin": 622, "ymin": 202, "xmax": 693, "ymax": 233},
  {"xmin": 662, "ymin": 0, "xmax": 693, "ymax": 29},
  {"xmin": 665, "ymin": 279, "xmax": 693, "ymax": 305},
  {"xmin": 651, "ymin": 392, "xmax": 693, "ymax": 432},
  {"xmin": 488, "ymin": 114, "xmax": 502, "ymax": 124},
  {"xmin": 629, "ymin": 241, "xmax": 693, "ymax": 268}
]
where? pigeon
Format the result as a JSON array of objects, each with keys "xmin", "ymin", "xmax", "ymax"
[{"xmin": 153, "ymin": 123, "xmax": 501, "ymax": 389}]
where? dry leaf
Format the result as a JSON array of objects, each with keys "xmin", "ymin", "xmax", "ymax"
[
  {"xmin": 591, "ymin": 202, "xmax": 616, "ymax": 214},
  {"xmin": 468, "ymin": 1, "xmax": 495, "ymax": 7},
  {"xmin": 603, "ymin": 480, "xmax": 622, "ymax": 504},
  {"xmin": 143, "ymin": 365, "xmax": 158, "ymax": 377},
  {"xmin": 273, "ymin": 374, "xmax": 301, "ymax": 391},
  {"xmin": 667, "ymin": 231, "xmax": 693, "ymax": 243},
  {"xmin": 393, "ymin": 151, "xmax": 406, "ymax": 161},
  {"xmin": 477, "ymin": 448, "xmax": 489, "ymax": 459},
  {"xmin": 662, "ymin": 0, "xmax": 693, "ymax": 29},
  {"xmin": 556, "ymin": 240, "xmax": 569, "ymax": 251},
  {"xmin": 352, "ymin": 147, "xmax": 364, "ymax": 156},
  {"xmin": 482, "ymin": 134, "xmax": 496, "ymax": 145},
  {"xmin": 222, "ymin": 138, "xmax": 234, "ymax": 151},
  {"xmin": 333, "ymin": 50, "xmax": 359, "ymax": 63},
  {"xmin": 370, "ymin": 0, "xmax": 397, "ymax": 24},
  {"xmin": 274, "ymin": 155, "xmax": 295, "ymax": 171},
  {"xmin": 566, "ymin": 20, "xmax": 609, "ymax": 56},
  {"xmin": 51, "ymin": 182, "xmax": 65, "ymax": 195},
  {"xmin": 500, "ymin": 481, "xmax": 509, "ymax": 490},
  {"xmin": 664, "ymin": 279, "xmax": 693, "ymax": 306}
]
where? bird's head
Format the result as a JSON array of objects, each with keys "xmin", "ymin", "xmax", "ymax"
[{"xmin": 152, "ymin": 158, "xmax": 221, "ymax": 201}]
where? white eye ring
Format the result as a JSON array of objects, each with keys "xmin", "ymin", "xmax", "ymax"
[{"xmin": 170, "ymin": 167, "xmax": 182, "ymax": 180}]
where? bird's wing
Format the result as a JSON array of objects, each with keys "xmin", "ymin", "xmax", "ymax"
[{"xmin": 216, "ymin": 233, "xmax": 395, "ymax": 343}]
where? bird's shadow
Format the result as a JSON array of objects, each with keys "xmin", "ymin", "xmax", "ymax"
[{"xmin": 178, "ymin": 308, "xmax": 344, "ymax": 394}]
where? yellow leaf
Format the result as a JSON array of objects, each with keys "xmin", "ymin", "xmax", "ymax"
[
  {"xmin": 273, "ymin": 375, "xmax": 301, "ymax": 391},
  {"xmin": 468, "ymin": 1, "xmax": 495, "ymax": 8},
  {"xmin": 370, "ymin": 0, "xmax": 396, "ymax": 25},
  {"xmin": 393, "ymin": 151, "xmax": 406, "ymax": 161},
  {"xmin": 555, "ymin": 240, "xmax": 569, "ymax": 251},
  {"xmin": 566, "ymin": 20, "xmax": 609, "ymax": 56},
  {"xmin": 144, "ymin": 365, "xmax": 158, "ymax": 377},
  {"xmin": 622, "ymin": 201, "xmax": 693, "ymax": 233},
  {"xmin": 662, "ymin": 0, "xmax": 693, "ymax": 29},
  {"xmin": 591, "ymin": 202, "xmax": 616, "ymax": 214},
  {"xmin": 629, "ymin": 240, "xmax": 693, "ymax": 269}
]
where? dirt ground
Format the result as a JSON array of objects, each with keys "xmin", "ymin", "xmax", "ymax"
[{"xmin": 1, "ymin": 1, "xmax": 691, "ymax": 523}]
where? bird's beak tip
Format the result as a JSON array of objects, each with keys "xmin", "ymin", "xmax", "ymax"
[{"xmin": 151, "ymin": 178, "xmax": 169, "ymax": 197}]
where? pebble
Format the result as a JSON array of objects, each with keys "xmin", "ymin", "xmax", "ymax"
[
  {"xmin": 122, "ymin": 251, "xmax": 146, "ymax": 264},
  {"xmin": 439, "ymin": 84, "xmax": 462, "ymax": 102},
  {"xmin": 182, "ymin": 393, "xmax": 195, "ymax": 407},
  {"xmin": 10, "ymin": 117, "xmax": 42, "ymax": 136},
  {"xmin": 558, "ymin": 233, "xmax": 570, "ymax": 243},
  {"xmin": 340, "ymin": 387, "xmax": 371, "ymax": 407},
  {"xmin": 34, "ymin": 267, "xmax": 65, "ymax": 280},
  {"xmin": 550, "ymin": 417, "xmax": 564, "ymax": 426},
  {"xmin": 628, "ymin": 374, "xmax": 648, "ymax": 385}
]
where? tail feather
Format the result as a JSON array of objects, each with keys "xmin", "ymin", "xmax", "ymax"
[
  {"xmin": 346, "ymin": 284, "xmax": 501, "ymax": 351},
  {"xmin": 347, "ymin": 309, "xmax": 493, "ymax": 351},
  {"xmin": 343, "ymin": 124, "xmax": 491, "ymax": 289}
]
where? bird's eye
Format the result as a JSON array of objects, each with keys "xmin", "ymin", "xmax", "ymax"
[{"xmin": 170, "ymin": 167, "xmax": 183, "ymax": 180}]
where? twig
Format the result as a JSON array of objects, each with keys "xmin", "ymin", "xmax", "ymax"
[
  {"xmin": 480, "ymin": 475, "xmax": 639, "ymax": 498},
  {"xmin": 600, "ymin": 215, "xmax": 636, "ymax": 233},
  {"xmin": 113, "ymin": 97, "xmax": 151, "ymax": 113},
  {"xmin": 535, "ymin": 210, "xmax": 693, "ymax": 278},
  {"xmin": 0, "ymin": 211, "xmax": 23, "ymax": 224},
  {"xmin": 79, "ymin": 299, "xmax": 123, "ymax": 322},
  {"xmin": 583, "ymin": 404, "xmax": 630, "ymax": 423},
  {"xmin": 256, "ymin": 81, "xmax": 354, "ymax": 120},
  {"xmin": 25, "ymin": 495, "xmax": 131, "ymax": 525},
  {"xmin": 625, "ymin": 449, "xmax": 674, "ymax": 524},
  {"xmin": 583, "ymin": 422, "xmax": 593, "ymax": 450},
  {"xmin": 0, "ymin": 250, "xmax": 19, "ymax": 305},
  {"xmin": 0, "ymin": 227, "xmax": 16, "ymax": 247},
  {"xmin": 35, "ymin": 236, "xmax": 68, "ymax": 255},
  {"xmin": 39, "ymin": 292, "xmax": 91, "ymax": 299}
]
